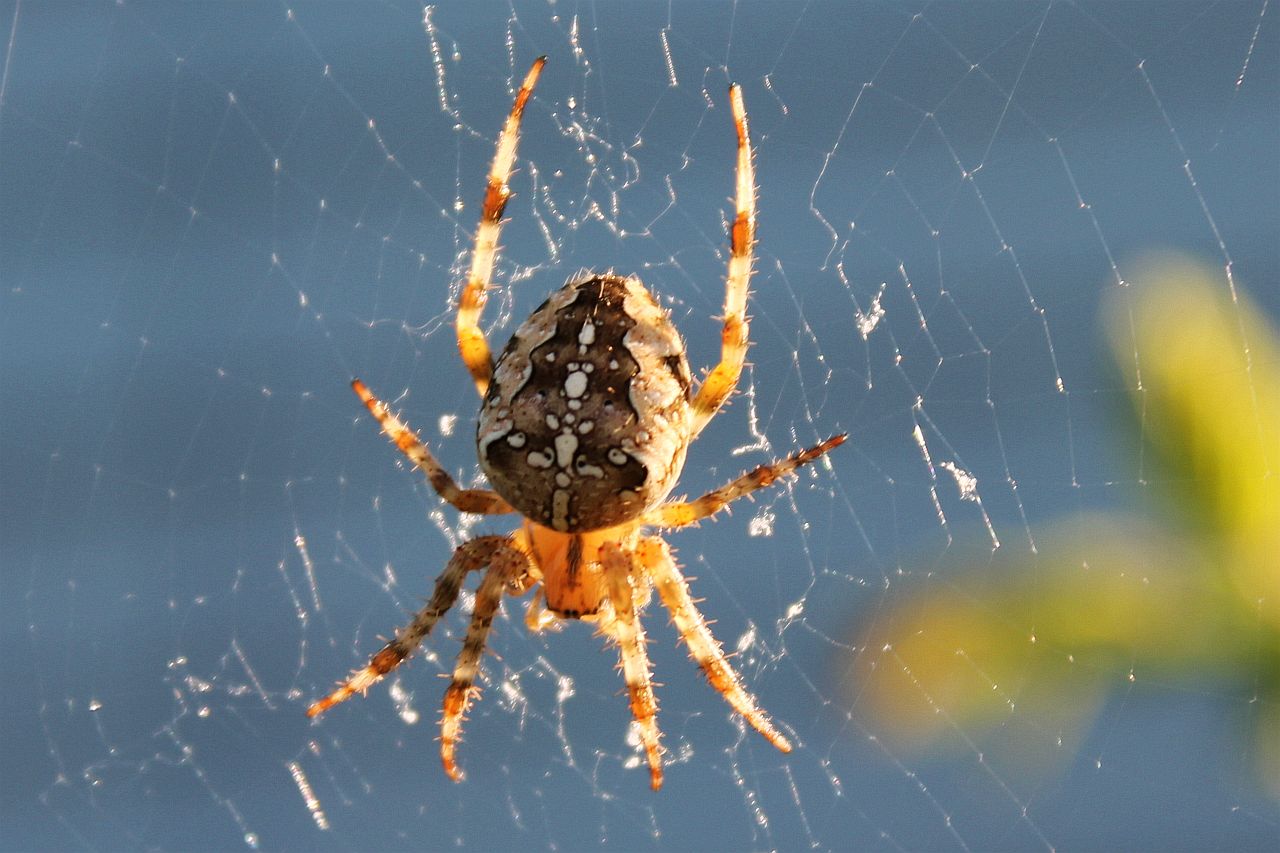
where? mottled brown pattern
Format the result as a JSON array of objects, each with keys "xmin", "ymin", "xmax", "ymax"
[{"xmin": 478, "ymin": 274, "xmax": 692, "ymax": 532}]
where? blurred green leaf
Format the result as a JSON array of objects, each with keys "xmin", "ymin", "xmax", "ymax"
[
  {"xmin": 1105, "ymin": 255, "xmax": 1279, "ymax": 628},
  {"xmin": 848, "ymin": 253, "xmax": 1280, "ymax": 798}
]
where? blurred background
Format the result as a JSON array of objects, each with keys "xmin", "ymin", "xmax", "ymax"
[{"xmin": 2, "ymin": 2, "xmax": 1277, "ymax": 849}]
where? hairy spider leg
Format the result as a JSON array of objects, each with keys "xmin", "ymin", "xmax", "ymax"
[
  {"xmin": 523, "ymin": 588, "xmax": 559, "ymax": 634},
  {"xmin": 306, "ymin": 536, "xmax": 520, "ymax": 718},
  {"xmin": 440, "ymin": 542, "xmax": 534, "ymax": 781},
  {"xmin": 457, "ymin": 56, "xmax": 547, "ymax": 398},
  {"xmin": 640, "ymin": 537, "xmax": 793, "ymax": 753},
  {"xmin": 691, "ymin": 83, "xmax": 756, "ymax": 435},
  {"xmin": 642, "ymin": 434, "xmax": 846, "ymax": 528},
  {"xmin": 350, "ymin": 379, "xmax": 516, "ymax": 515},
  {"xmin": 599, "ymin": 542, "xmax": 665, "ymax": 790}
]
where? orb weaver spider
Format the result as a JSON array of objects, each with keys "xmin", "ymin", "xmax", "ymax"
[{"xmin": 308, "ymin": 57, "xmax": 845, "ymax": 790}]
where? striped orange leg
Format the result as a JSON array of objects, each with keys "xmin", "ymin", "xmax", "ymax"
[
  {"xmin": 307, "ymin": 535, "xmax": 520, "ymax": 718},
  {"xmin": 642, "ymin": 434, "xmax": 846, "ymax": 528},
  {"xmin": 691, "ymin": 83, "xmax": 755, "ymax": 435},
  {"xmin": 351, "ymin": 379, "xmax": 514, "ymax": 515},
  {"xmin": 599, "ymin": 542, "xmax": 664, "ymax": 790},
  {"xmin": 439, "ymin": 541, "xmax": 533, "ymax": 781},
  {"xmin": 456, "ymin": 56, "xmax": 547, "ymax": 398},
  {"xmin": 638, "ymin": 537, "xmax": 792, "ymax": 753}
]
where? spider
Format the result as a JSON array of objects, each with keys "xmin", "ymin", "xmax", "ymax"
[{"xmin": 308, "ymin": 57, "xmax": 845, "ymax": 790}]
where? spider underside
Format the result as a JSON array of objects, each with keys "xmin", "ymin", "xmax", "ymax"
[{"xmin": 308, "ymin": 57, "xmax": 845, "ymax": 791}]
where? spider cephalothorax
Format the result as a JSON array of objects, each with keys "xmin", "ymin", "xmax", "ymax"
[{"xmin": 309, "ymin": 57, "xmax": 844, "ymax": 791}]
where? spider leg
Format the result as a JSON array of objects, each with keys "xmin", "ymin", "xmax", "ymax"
[
  {"xmin": 598, "ymin": 541, "xmax": 665, "ymax": 790},
  {"xmin": 691, "ymin": 84, "xmax": 755, "ymax": 436},
  {"xmin": 457, "ymin": 56, "xmax": 547, "ymax": 398},
  {"xmin": 352, "ymin": 379, "xmax": 515, "ymax": 515},
  {"xmin": 307, "ymin": 535, "xmax": 517, "ymax": 718},
  {"xmin": 639, "ymin": 537, "xmax": 792, "ymax": 753},
  {"xmin": 523, "ymin": 588, "xmax": 561, "ymax": 633},
  {"xmin": 642, "ymin": 434, "xmax": 846, "ymax": 528},
  {"xmin": 439, "ymin": 541, "xmax": 533, "ymax": 781}
]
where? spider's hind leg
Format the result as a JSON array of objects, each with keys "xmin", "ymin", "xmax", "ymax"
[
  {"xmin": 691, "ymin": 84, "xmax": 755, "ymax": 436},
  {"xmin": 456, "ymin": 57, "xmax": 546, "ymax": 398}
]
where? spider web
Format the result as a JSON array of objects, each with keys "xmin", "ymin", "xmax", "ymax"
[{"xmin": 4, "ymin": 2, "xmax": 1278, "ymax": 849}]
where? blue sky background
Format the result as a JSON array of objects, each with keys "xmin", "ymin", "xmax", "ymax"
[{"xmin": 3, "ymin": 2, "xmax": 1278, "ymax": 849}]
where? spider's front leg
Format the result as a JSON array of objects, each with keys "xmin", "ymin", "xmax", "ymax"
[
  {"xmin": 306, "ymin": 535, "xmax": 522, "ymax": 718},
  {"xmin": 439, "ymin": 541, "xmax": 534, "ymax": 781},
  {"xmin": 598, "ymin": 542, "xmax": 665, "ymax": 790},
  {"xmin": 639, "ymin": 537, "xmax": 792, "ymax": 753}
]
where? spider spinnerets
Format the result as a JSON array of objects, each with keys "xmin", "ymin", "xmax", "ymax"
[{"xmin": 308, "ymin": 56, "xmax": 845, "ymax": 791}]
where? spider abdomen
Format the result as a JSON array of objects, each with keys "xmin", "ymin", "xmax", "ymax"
[{"xmin": 478, "ymin": 274, "xmax": 693, "ymax": 532}]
